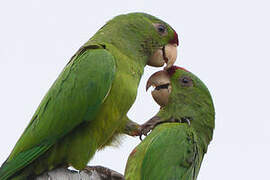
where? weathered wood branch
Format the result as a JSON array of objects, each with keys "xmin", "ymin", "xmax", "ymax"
[{"xmin": 36, "ymin": 166, "xmax": 125, "ymax": 180}]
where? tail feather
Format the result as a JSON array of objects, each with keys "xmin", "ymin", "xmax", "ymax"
[{"xmin": 0, "ymin": 144, "xmax": 50, "ymax": 180}]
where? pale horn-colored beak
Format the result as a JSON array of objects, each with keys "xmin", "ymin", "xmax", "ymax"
[
  {"xmin": 147, "ymin": 47, "xmax": 165, "ymax": 67},
  {"xmin": 164, "ymin": 43, "xmax": 177, "ymax": 70},
  {"xmin": 147, "ymin": 43, "xmax": 178, "ymax": 69},
  {"xmin": 146, "ymin": 70, "xmax": 171, "ymax": 107}
]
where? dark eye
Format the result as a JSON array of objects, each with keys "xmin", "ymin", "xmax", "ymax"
[
  {"xmin": 179, "ymin": 76, "xmax": 193, "ymax": 87},
  {"xmin": 153, "ymin": 23, "xmax": 167, "ymax": 35}
]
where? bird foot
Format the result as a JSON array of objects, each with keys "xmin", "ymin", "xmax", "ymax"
[
  {"xmin": 83, "ymin": 166, "xmax": 124, "ymax": 180},
  {"xmin": 139, "ymin": 117, "xmax": 190, "ymax": 140},
  {"xmin": 139, "ymin": 116, "xmax": 178, "ymax": 140}
]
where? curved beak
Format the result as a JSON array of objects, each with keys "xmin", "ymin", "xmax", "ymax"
[
  {"xmin": 146, "ymin": 70, "xmax": 171, "ymax": 107},
  {"xmin": 163, "ymin": 43, "xmax": 177, "ymax": 70},
  {"xmin": 147, "ymin": 43, "xmax": 178, "ymax": 69}
]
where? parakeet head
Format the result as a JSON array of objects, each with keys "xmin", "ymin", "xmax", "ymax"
[
  {"xmin": 146, "ymin": 66, "xmax": 215, "ymax": 144},
  {"xmin": 146, "ymin": 66, "xmax": 213, "ymax": 107},
  {"xmin": 91, "ymin": 12, "xmax": 179, "ymax": 69}
]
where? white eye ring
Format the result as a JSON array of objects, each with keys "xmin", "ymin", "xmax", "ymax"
[
  {"xmin": 179, "ymin": 76, "xmax": 193, "ymax": 87},
  {"xmin": 153, "ymin": 23, "xmax": 167, "ymax": 36}
]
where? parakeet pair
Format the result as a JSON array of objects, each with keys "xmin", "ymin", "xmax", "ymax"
[
  {"xmin": 125, "ymin": 66, "xmax": 215, "ymax": 180},
  {"xmin": 0, "ymin": 13, "xmax": 179, "ymax": 180}
]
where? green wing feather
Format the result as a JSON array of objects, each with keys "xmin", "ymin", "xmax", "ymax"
[
  {"xmin": 0, "ymin": 144, "xmax": 50, "ymax": 180},
  {"xmin": 125, "ymin": 123, "xmax": 202, "ymax": 180},
  {"xmin": 0, "ymin": 46, "xmax": 116, "ymax": 179}
]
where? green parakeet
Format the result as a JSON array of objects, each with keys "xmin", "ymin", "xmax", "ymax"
[
  {"xmin": 125, "ymin": 66, "xmax": 215, "ymax": 180},
  {"xmin": 0, "ymin": 13, "xmax": 179, "ymax": 180}
]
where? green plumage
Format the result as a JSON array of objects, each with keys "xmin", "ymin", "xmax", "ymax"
[
  {"xmin": 0, "ymin": 13, "xmax": 177, "ymax": 179},
  {"xmin": 124, "ymin": 67, "xmax": 215, "ymax": 180}
]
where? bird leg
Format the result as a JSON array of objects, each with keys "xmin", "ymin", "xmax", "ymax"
[{"xmin": 123, "ymin": 119, "xmax": 142, "ymax": 137}]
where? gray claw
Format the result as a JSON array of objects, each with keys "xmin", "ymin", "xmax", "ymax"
[
  {"xmin": 139, "ymin": 116, "xmax": 161, "ymax": 140},
  {"xmin": 181, "ymin": 117, "xmax": 192, "ymax": 126}
]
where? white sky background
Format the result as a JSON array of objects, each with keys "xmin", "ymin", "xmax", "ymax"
[{"xmin": 0, "ymin": 0, "xmax": 269, "ymax": 179}]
